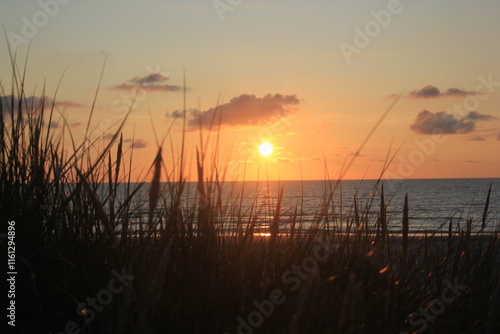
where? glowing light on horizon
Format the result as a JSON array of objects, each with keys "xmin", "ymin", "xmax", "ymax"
[{"xmin": 254, "ymin": 232, "xmax": 271, "ymax": 237}]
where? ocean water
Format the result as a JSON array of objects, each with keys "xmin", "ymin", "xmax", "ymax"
[{"xmin": 107, "ymin": 178, "xmax": 500, "ymax": 235}]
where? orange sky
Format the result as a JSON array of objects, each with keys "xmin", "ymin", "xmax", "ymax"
[{"xmin": 1, "ymin": 0, "xmax": 500, "ymax": 181}]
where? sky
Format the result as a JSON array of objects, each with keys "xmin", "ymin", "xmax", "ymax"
[{"xmin": 1, "ymin": 0, "xmax": 500, "ymax": 181}]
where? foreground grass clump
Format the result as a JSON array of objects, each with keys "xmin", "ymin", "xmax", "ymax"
[{"xmin": 2, "ymin": 63, "xmax": 500, "ymax": 334}]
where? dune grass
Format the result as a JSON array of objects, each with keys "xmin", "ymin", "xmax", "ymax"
[{"xmin": 1, "ymin": 55, "xmax": 500, "ymax": 334}]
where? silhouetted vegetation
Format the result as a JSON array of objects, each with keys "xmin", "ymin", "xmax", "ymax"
[{"xmin": 2, "ymin": 53, "xmax": 500, "ymax": 334}]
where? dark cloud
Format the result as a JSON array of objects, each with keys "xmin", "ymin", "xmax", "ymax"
[
  {"xmin": 103, "ymin": 133, "xmax": 115, "ymax": 141},
  {"xmin": 130, "ymin": 139, "xmax": 148, "ymax": 149},
  {"xmin": 56, "ymin": 100, "xmax": 86, "ymax": 108},
  {"xmin": 168, "ymin": 93, "xmax": 300, "ymax": 130},
  {"xmin": 103, "ymin": 134, "xmax": 131, "ymax": 142},
  {"xmin": 132, "ymin": 73, "xmax": 165, "ymax": 85},
  {"xmin": 349, "ymin": 151, "xmax": 366, "ymax": 157},
  {"xmin": 409, "ymin": 85, "xmax": 441, "ymax": 98},
  {"xmin": 444, "ymin": 88, "xmax": 477, "ymax": 97},
  {"xmin": 112, "ymin": 73, "xmax": 185, "ymax": 92},
  {"xmin": 464, "ymin": 111, "xmax": 496, "ymax": 121},
  {"xmin": 48, "ymin": 121, "xmax": 59, "ymax": 129},
  {"xmin": 1, "ymin": 95, "xmax": 84, "ymax": 113},
  {"xmin": 410, "ymin": 110, "xmax": 497, "ymax": 135},
  {"xmin": 25, "ymin": 119, "xmax": 63, "ymax": 129},
  {"xmin": 407, "ymin": 85, "xmax": 479, "ymax": 99},
  {"xmin": 102, "ymin": 136, "xmax": 148, "ymax": 148},
  {"xmin": 165, "ymin": 109, "xmax": 188, "ymax": 119}
]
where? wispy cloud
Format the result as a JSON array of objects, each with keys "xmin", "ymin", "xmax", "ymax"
[
  {"xmin": 111, "ymin": 73, "xmax": 185, "ymax": 92},
  {"xmin": 56, "ymin": 100, "xmax": 86, "ymax": 108},
  {"xmin": 167, "ymin": 93, "xmax": 300, "ymax": 130},
  {"xmin": 102, "ymin": 135, "xmax": 148, "ymax": 148},
  {"xmin": 48, "ymin": 121, "xmax": 59, "ymax": 129},
  {"xmin": 274, "ymin": 156, "xmax": 321, "ymax": 164},
  {"xmin": 465, "ymin": 111, "xmax": 496, "ymax": 121},
  {"xmin": 409, "ymin": 85, "xmax": 441, "ymax": 98},
  {"xmin": 275, "ymin": 131, "xmax": 297, "ymax": 137},
  {"xmin": 275, "ymin": 158, "xmax": 293, "ymax": 163},
  {"xmin": 410, "ymin": 110, "xmax": 497, "ymax": 135},
  {"xmin": 1, "ymin": 95, "xmax": 85, "ymax": 113},
  {"xmin": 129, "ymin": 139, "xmax": 148, "ymax": 149},
  {"xmin": 443, "ymin": 88, "xmax": 478, "ymax": 97},
  {"xmin": 349, "ymin": 151, "xmax": 366, "ymax": 157},
  {"xmin": 103, "ymin": 133, "xmax": 115, "ymax": 141},
  {"xmin": 69, "ymin": 122, "xmax": 82, "ymax": 128},
  {"xmin": 397, "ymin": 85, "xmax": 481, "ymax": 99}
]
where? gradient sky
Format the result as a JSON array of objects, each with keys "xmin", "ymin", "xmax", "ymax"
[{"xmin": 1, "ymin": 0, "xmax": 500, "ymax": 181}]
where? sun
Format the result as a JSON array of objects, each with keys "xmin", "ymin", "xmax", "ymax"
[{"xmin": 258, "ymin": 142, "xmax": 273, "ymax": 157}]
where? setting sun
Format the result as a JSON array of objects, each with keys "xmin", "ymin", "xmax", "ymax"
[
  {"xmin": 3, "ymin": 2, "xmax": 500, "ymax": 332},
  {"xmin": 258, "ymin": 142, "xmax": 273, "ymax": 157}
]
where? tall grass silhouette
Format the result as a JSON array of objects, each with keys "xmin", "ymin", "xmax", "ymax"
[{"xmin": 2, "ymin": 51, "xmax": 500, "ymax": 333}]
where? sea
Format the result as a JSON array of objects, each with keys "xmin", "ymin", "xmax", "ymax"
[{"xmin": 106, "ymin": 178, "xmax": 500, "ymax": 236}]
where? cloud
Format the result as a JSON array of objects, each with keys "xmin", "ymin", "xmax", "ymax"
[
  {"xmin": 56, "ymin": 100, "xmax": 86, "ymax": 108},
  {"xmin": 275, "ymin": 131, "xmax": 297, "ymax": 137},
  {"xmin": 497, "ymin": 132, "xmax": 500, "ymax": 141},
  {"xmin": 167, "ymin": 93, "xmax": 300, "ymax": 130},
  {"xmin": 275, "ymin": 158, "xmax": 293, "ymax": 163},
  {"xmin": 469, "ymin": 136, "xmax": 486, "ymax": 141},
  {"xmin": 112, "ymin": 73, "xmax": 185, "ymax": 92},
  {"xmin": 111, "ymin": 137, "xmax": 148, "ymax": 148},
  {"xmin": 464, "ymin": 111, "xmax": 496, "ymax": 121},
  {"xmin": 25, "ymin": 119, "xmax": 65, "ymax": 129},
  {"xmin": 102, "ymin": 134, "xmax": 138, "ymax": 143},
  {"xmin": 129, "ymin": 139, "xmax": 148, "ymax": 149},
  {"xmin": 409, "ymin": 85, "xmax": 441, "ymax": 98},
  {"xmin": 407, "ymin": 85, "xmax": 479, "ymax": 99},
  {"xmin": 443, "ymin": 88, "xmax": 478, "ymax": 97},
  {"xmin": 69, "ymin": 122, "xmax": 82, "ymax": 128},
  {"xmin": 104, "ymin": 137, "xmax": 148, "ymax": 148},
  {"xmin": 103, "ymin": 133, "xmax": 115, "ymax": 141},
  {"xmin": 1, "ymin": 95, "xmax": 84, "ymax": 113},
  {"xmin": 410, "ymin": 110, "xmax": 497, "ymax": 135},
  {"xmin": 48, "ymin": 121, "xmax": 59, "ymax": 129}
]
